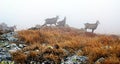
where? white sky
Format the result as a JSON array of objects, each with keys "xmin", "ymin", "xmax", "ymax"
[{"xmin": 0, "ymin": 0, "xmax": 120, "ymax": 34}]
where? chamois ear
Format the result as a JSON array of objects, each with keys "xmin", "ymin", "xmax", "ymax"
[
  {"xmin": 96, "ymin": 20, "xmax": 100, "ymax": 24},
  {"xmin": 56, "ymin": 15, "xmax": 59, "ymax": 19}
]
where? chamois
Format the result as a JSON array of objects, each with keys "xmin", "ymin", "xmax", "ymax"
[
  {"xmin": 43, "ymin": 16, "xmax": 59, "ymax": 26},
  {"xmin": 84, "ymin": 20, "xmax": 100, "ymax": 33}
]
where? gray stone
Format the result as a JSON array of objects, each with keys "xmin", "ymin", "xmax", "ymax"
[
  {"xmin": 24, "ymin": 51, "xmax": 30, "ymax": 55},
  {"xmin": 64, "ymin": 55, "xmax": 89, "ymax": 64},
  {"xmin": 19, "ymin": 44, "xmax": 24, "ymax": 48},
  {"xmin": 1, "ymin": 32, "xmax": 18, "ymax": 42},
  {"xmin": 7, "ymin": 43, "xmax": 21, "ymax": 52},
  {"xmin": 42, "ymin": 60, "xmax": 54, "ymax": 64},
  {"xmin": 6, "ymin": 37, "xmax": 18, "ymax": 42},
  {"xmin": 19, "ymin": 44, "xmax": 27, "ymax": 48},
  {"xmin": 63, "ymin": 49, "xmax": 69, "ymax": 56},
  {"xmin": 1, "ymin": 32, "xmax": 17, "ymax": 37},
  {"xmin": 95, "ymin": 57, "xmax": 105, "ymax": 64},
  {"xmin": 0, "ymin": 48, "xmax": 12, "ymax": 61}
]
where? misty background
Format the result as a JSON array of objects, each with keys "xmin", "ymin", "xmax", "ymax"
[{"xmin": 0, "ymin": 0, "xmax": 120, "ymax": 34}]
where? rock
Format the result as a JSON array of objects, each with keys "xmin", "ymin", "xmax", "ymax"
[
  {"xmin": 19, "ymin": 44, "xmax": 24, "ymax": 48},
  {"xmin": 0, "ymin": 60, "xmax": 14, "ymax": 64},
  {"xmin": 23, "ymin": 44, "xmax": 27, "ymax": 47},
  {"xmin": 63, "ymin": 49, "xmax": 69, "ymax": 56},
  {"xmin": 24, "ymin": 51, "xmax": 30, "ymax": 55},
  {"xmin": 95, "ymin": 57, "xmax": 105, "ymax": 64},
  {"xmin": 6, "ymin": 37, "xmax": 18, "ymax": 42},
  {"xmin": 0, "ymin": 41, "xmax": 9, "ymax": 47},
  {"xmin": 1, "ymin": 32, "xmax": 18, "ymax": 42},
  {"xmin": 30, "ymin": 61, "xmax": 37, "ymax": 64},
  {"xmin": 47, "ymin": 46, "xmax": 53, "ymax": 49},
  {"xmin": 19, "ymin": 44, "xmax": 27, "ymax": 48},
  {"xmin": 6, "ymin": 43, "xmax": 17, "ymax": 48},
  {"xmin": 35, "ymin": 49, "xmax": 39, "ymax": 52},
  {"xmin": 0, "ymin": 48, "xmax": 12, "ymax": 61},
  {"xmin": 9, "ymin": 46, "xmax": 21, "ymax": 52},
  {"xmin": 42, "ymin": 60, "xmax": 55, "ymax": 64},
  {"xmin": 6, "ymin": 45, "xmax": 10, "ymax": 48},
  {"xmin": 0, "ymin": 48, "xmax": 6, "ymax": 52},
  {"xmin": 8, "ymin": 49, "xmax": 19, "ymax": 53},
  {"xmin": 0, "ymin": 48, "xmax": 4, "ymax": 51},
  {"xmin": 76, "ymin": 56, "xmax": 88, "ymax": 63},
  {"xmin": 4, "ymin": 41, "xmax": 9, "ymax": 46},
  {"xmin": 1, "ymin": 32, "xmax": 17, "ymax": 37},
  {"xmin": 64, "ymin": 60, "xmax": 75, "ymax": 64},
  {"xmin": 7, "ymin": 43, "xmax": 21, "ymax": 52},
  {"xmin": 0, "ymin": 52, "xmax": 6, "ymax": 60},
  {"xmin": 64, "ymin": 55, "xmax": 89, "ymax": 64},
  {"xmin": 76, "ymin": 50, "xmax": 82, "ymax": 53},
  {"xmin": 5, "ymin": 52, "xmax": 12, "ymax": 60},
  {"xmin": 37, "ymin": 62, "xmax": 40, "ymax": 64},
  {"xmin": 75, "ymin": 49, "xmax": 83, "ymax": 56}
]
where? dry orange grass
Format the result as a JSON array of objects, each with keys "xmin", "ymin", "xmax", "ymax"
[
  {"xmin": 12, "ymin": 27, "xmax": 120, "ymax": 64},
  {"xmin": 103, "ymin": 55, "xmax": 120, "ymax": 64},
  {"xmin": 11, "ymin": 51, "xmax": 27, "ymax": 64}
]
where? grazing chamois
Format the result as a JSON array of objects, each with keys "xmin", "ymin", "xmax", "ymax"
[
  {"xmin": 43, "ymin": 16, "xmax": 59, "ymax": 26},
  {"xmin": 84, "ymin": 20, "xmax": 100, "ymax": 33},
  {"xmin": 57, "ymin": 17, "xmax": 66, "ymax": 27}
]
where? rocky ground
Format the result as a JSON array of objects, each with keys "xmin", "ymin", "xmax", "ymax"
[
  {"xmin": 0, "ymin": 32, "xmax": 89, "ymax": 64},
  {"xmin": 0, "ymin": 27, "xmax": 120, "ymax": 64}
]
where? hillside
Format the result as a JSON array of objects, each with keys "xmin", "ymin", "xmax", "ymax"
[{"xmin": 0, "ymin": 26, "xmax": 120, "ymax": 64}]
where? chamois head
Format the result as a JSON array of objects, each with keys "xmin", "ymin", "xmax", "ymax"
[
  {"xmin": 56, "ymin": 16, "xmax": 59, "ymax": 19},
  {"xmin": 96, "ymin": 20, "xmax": 100, "ymax": 24}
]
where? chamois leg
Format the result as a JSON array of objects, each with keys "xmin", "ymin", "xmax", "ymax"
[
  {"xmin": 54, "ymin": 23, "xmax": 56, "ymax": 26},
  {"xmin": 85, "ymin": 28, "xmax": 87, "ymax": 32},
  {"xmin": 50, "ymin": 24, "xmax": 52, "ymax": 26},
  {"xmin": 42, "ymin": 23, "xmax": 46, "ymax": 27},
  {"xmin": 92, "ymin": 29, "xmax": 94, "ymax": 33}
]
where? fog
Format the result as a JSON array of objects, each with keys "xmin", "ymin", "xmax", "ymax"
[{"xmin": 0, "ymin": 0, "xmax": 120, "ymax": 34}]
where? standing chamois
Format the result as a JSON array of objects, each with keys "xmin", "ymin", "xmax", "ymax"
[
  {"xmin": 84, "ymin": 20, "xmax": 100, "ymax": 33},
  {"xmin": 43, "ymin": 16, "xmax": 59, "ymax": 26}
]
